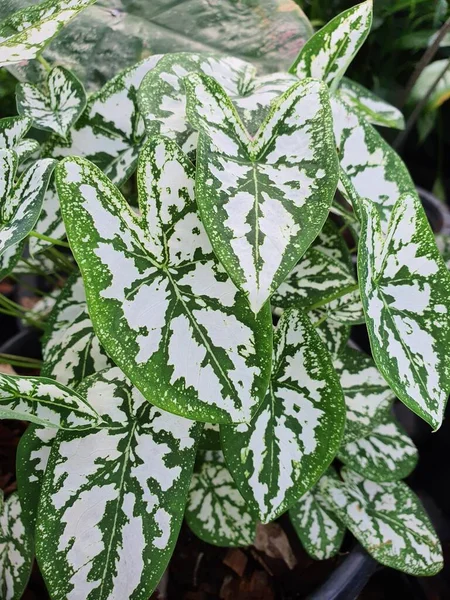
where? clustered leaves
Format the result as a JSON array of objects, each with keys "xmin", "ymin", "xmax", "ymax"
[{"xmin": 0, "ymin": 0, "xmax": 448, "ymax": 598}]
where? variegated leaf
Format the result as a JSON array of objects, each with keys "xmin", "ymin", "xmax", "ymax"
[
  {"xmin": 0, "ymin": 239, "xmax": 25, "ymax": 280},
  {"xmin": 338, "ymin": 413, "xmax": 418, "ymax": 482},
  {"xmin": 289, "ymin": 467, "xmax": 345, "ymax": 560},
  {"xmin": 332, "ymin": 96, "xmax": 417, "ymax": 234},
  {"xmin": 186, "ymin": 451, "xmax": 257, "ymax": 547},
  {"xmin": 338, "ymin": 78, "xmax": 405, "ymax": 130},
  {"xmin": 334, "ymin": 346, "xmax": 395, "ymax": 444},
  {"xmin": 185, "ymin": 72, "xmax": 338, "ymax": 313},
  {"xmin": 220, "ymin": 309, "xmax": 345, "ymax": 523},
  {"xmin": 436, "ymin": 233, "xmax": 450, "ymax": 270},
  {"xmin": 0, "ymin": 492, "xmax": 33, "ymax": 600},
  {"xmin": 0, "ymin": 149, "xmax": 56, "ymax": 257},
  {"xmin": 290, "ymin": 1, "xmax": 372, "ymax": 93},
  {"xmin": 36, "ymin": 367, "xmax": 201, "ymax": 600},
  {"xmin": 310, "ymin": 310, "xmax": 350, "ymax": 359},
  {"xmin": 358, "ymin": 193, "xmax": 450, "ymax": 430},
  {"xmin": 0, "ymin": 372, "xmax": 101, "ymax": 429},
  {"xmin": 42, "ymin": 273, "xmax": 113, "ymax": 387},
  {"xmin": 56, "ymin": 138, "xmax": 271, "ymax": 423},
  {"xmin": 272, "ymin": 221, "xmax": 364, "ymax": 324},
  {"xmin": 0, "ymin": 0, "xmax": 96, "ymax": 67},
  {"xmin": 0, "ymin": 115, "xmax": 39, "ymax": 162},
  {"xmin": 28, "ymin": 184, "xmax": 66, "ymax": 255},
  {"xmin": 17, "ymin": 425, "xmax": 57, "ymax": 533},
  {"xmin": 320, "ymin": 468, "xmax": 443, "ymax": 575},
  {"xmin": 17, "ymin": 66, "xmax": 86, "ymax": 138}
]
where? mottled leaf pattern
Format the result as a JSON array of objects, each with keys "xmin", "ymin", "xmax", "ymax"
[
  {"xmin": 289, "ymin": 468, "xmax": 345, "ymax": 560},
  {"xmin": 338, "ymin": 413, "xmax": 418, "ymax": 482},
  {"xmin": 358, "ymin": 193, "xmax": 450, "ymax": 429},
  {"xmin": 334, "ymin": 346, "xmax": 395, "ymax": 444},
  {"xmin": 0, "ymin": 0, "xmax": 96, "ymax": 66},
  {"xmin": 0, "ymin": 492, "xmax": 33, "ymax": 600},
  {"xmin": 290, "ymin": 1, "xmax": 373, "ymax": 92},
  {"xmin": 42, "ymin": 273, "xmax": 113, "ymax": 387},
  {"xmin": 0, "ymin": 372, "xmax": 101, "ymax": 429},
  {"xmin": 56, "ymin": 138, "xmax": 271, "ymax": 423},
  {"xmin": 185, "ymin": 72, "xmax": 338, "ymax": 313},
  {"xmin": 0, "ymin": 149, "xmax": 56, "ymax": 257},
  {"xmin": 186, "ymin": 451, "xmax": 257, "ymax": 547},
  {"xmin": 321, "ymin": 469, "xmax": 443, "ymax": 575},
  {"xmin": 0, "ymin": 239, "xmax": 25, "ymax": 280},
  {"xmin": 17, "ymin": 66, "xmax": 86, "ymax": 138},
  {"xmin": 221, "ymin": 309, "xmax": 345, "ymax": 522},
  {"xmin": 310, "ymin": 310, "xmax": 350, "ymax": 359},
  {"xmin": 0, "ymin": 116, "xmax": 39, "ymax": 162},
  {"xmin": 28, "ymin": 184, "xmax": 66, "ymax": 255},
  {"xmin": 36, "ymin": 367, "xmax": 201, "ymax": 600},
  {"xmin": 338, "ymin": 78, "xmax": 405, "ymax": 130}
]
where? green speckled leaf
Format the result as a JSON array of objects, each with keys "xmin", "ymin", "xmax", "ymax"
[
  {"xmin": 358, "ymin": 193, "xmax": 450, "ymax": 430},
  {"xmin": 17, "ymin": 65, "xmax": 86, "ymax": 138},
  {"xmin": 0, "ymin": 115, "xmax": 39, "ymax": 162},
  {"xmin": 185, "ymin": 72, "xmax": 338, "ymax": 313},
  {"xmin": 186, "ymin": 451, "xmax": 257, "ymax": 547},
  {"xmin": 56, "ymin": 138, "xmax": 272, "ymax": 423},
  {"xmin": 310, "ymin": 310, "xmax": 350, "ymax": 359},
  {"xmin": 28, "ymin": 183, "xmax": 66, "ymax": 255},
  {"xmin": 321, "ymin": 468, "xmax": 443, "ymax": 576},
  {"xmin": 36, "ymin": 367, "xmax": 201, "ymax": 600},
  {"xmin": 220, "ymin": 309, "xmax": 345, "ymax": 523}
]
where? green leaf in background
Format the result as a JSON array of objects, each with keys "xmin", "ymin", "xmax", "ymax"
[
  {"xmin": 0, "ymin": 372, "xmax": 101, "ymax": 429},
  {"xmin": 0, "ymin": 150, "xmax": 56, "ymax": 257},
  {"xmin": 221, "ymin": 309, "xmax": 345, "ymax": 523},
  {"xmin": 185, "ymin": 72, "xmax": 338, "ymax": 313},
  {"xmin": 0, "ymin": 0, "xmax": 96, "ymax": 67},
  {"xmin": 17, "ymin": 425, "xmax": 57, "ymax": 533},
  {"xmin": 0, "ymin": 115, "xmax": 39, "ymax": 162},
  {"xmin": 36, "ymin": 367, "xmax": 201, "ymax": 600},
  {"xmin": 186, "ymin": 451, "xmax": 257, "ymax": 547},
  {"xmin": 333, "ymin": 346, "xmax": 395, "ymax": 444},
  {"xmin": 0, "ymin": 492, "xmax": 33, "ymax": 600},
  {"xmin": 290, "ymin": 0, "xmax": 373, "ymax": 92},
  {"xmin": 358, "ymin": 193, "xmax": 450, "ymax": 430},
  {"xmin": 289, "ymin": 467, "xmax": 345, "ymax": 560},
  {"xmin": 42, "ymin": 273, "xmax": 114, "ymax": 387},
  {"xmin": 338, "ymin": 78, "xmax": 405, "ymax": 130},
  {"xmin": 338, "ymin": 413, "xmax": 418, "ymax": 482},
  {"xmin": 410, "ymin": 59, "xmax": 450, "ymax": 113},
  {"xmin": 17, "ymin": 65, "xmax": 86, "ymax": 138},
  {"xmin": 320, "ymin": 468, "xmax": 443, "ymax": 576},
  {"xmin": 310, "ymin": 310, "xmax": 350, "ymax": 359},
  {"xmin": 56, "ymin": 138, "xmax": 272, "ymax": 423},
  {"xmin": 272, "ymin": 220, "xmax": 364, "ymax": 324},
  {"xmin": 332, "ymin": 96, "xmax": 417, "ymax": 234}
]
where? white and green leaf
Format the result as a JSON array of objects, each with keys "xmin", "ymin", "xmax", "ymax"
[
  {"xmin": 220, "ymin": 309, "xmax": 346, "ymax": 523},
  {"xmin": 290, "ymin": 0, "xmax": 373, "ymax": 93},
  {"xmin": 320, "ymin": 468, "xmax": 443, "ymax": 576},
  {"xmin": 0, "ymin": 115, "xmax": 39, "ymax": 162},
  {"xmin": 185, "ymin": 72, "xmax": 338, "ymax": 313},
  {"xmin": 0, "ymin": 0, "xmax": 97, "ymax": 67},
  {"xmin": 28, "ymin": 184, "xmax": 66, "ymax": 255},
  {"xmin": 338, "ymin": 413, "xmax": 418, "ymax": 482},
  {"xmin": 36, "ymin": 367, "xmax": 201, "ymax": 600},
  {"xmin": 186, "ymin": 451, "xmax": 257, "ymax": 547},
  {"xmin": 17, "ymin": 66, "xmax": 86, "ymax": 138},
  {"xmin": 310, "ymin": 310, "xmax": 350, "ymax": 359},
  {"xmin": 0, "ymin": 492, "xmax": 33, "ymax": 600},
  {"xmin": 56, "ymin": 138, "xmax": 272, "ymax": 423},
  {"xmin": 289, "ymin": 467, "xmax": 345, "ymax": 560},
  {"xmin": 358, "ymin": 193, "xmax": 450, "ymax": 430}
]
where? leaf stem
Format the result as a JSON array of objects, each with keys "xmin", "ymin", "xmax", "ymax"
[
  {"xmin": 313, "ymin": 313, "xmax": 328, "ymax": 328},
  {"xmin": 0, "ymin": 354, "xmax": 42, "ymax": 369},
  {"xmin": 36, "ymin": 54, "xmax": 52, "ymax": 73},
  {"xmin": 29, "ymin": 231, "xmax": 70, "ymax": 248},
  {"xmin": 307, "ymin": 282, "xmax": 359, "ymax": 312}
]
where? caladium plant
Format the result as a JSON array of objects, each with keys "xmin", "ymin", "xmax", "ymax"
[{"xmin": 0, "ymin": 0, "xmax": 449, "ymax": 597}]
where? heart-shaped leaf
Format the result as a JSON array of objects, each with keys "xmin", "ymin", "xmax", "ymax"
[
  {"xmin": 290, "ymin": 0, "xmax": 373, "ymax": 93},
  {"xmin": 56, "ymin": 137, "xmax": 272, "ymax": 423},
  {"xmin": 0, "ymin": 492, "xmax": 33, "ymax": 600},
  {"xmin": 0, "ymin": 115, "xmax": 39, "ymax": 162},
  {"xmin": 289, "ymin": 467, "xmax": 345, "ymax": 560},
  {"xmin": 358, "ymin": 193, "xmax": 450, "ymax": 430},
  {"xmin": 17, "ymin": 65, "xmax": 86, "ymax": 138},
  {"xmin": 320, "ymin": 468, "xmax": 443, "ymax": 576},
  {"xmin": 0, "ymin": 0, "xmax": 96, "ymax": 67},
  {"xmin": 186, "ymin": 451, "xmax": 257, "ymax": 547},
  {"xmin": 221, "ymin": 309, "xmax": 345, "ymax": 523},
  {"xmin": 36, "ymin": 367, "xmax": 201, "ymax": 600},
  {"xmin": 0, "ymin": 149, "xmax": 56, "ymax": 257},
  {"xmin": 338, "ymin": 413, "xmax": 418, "ymax": 482},
  {"xmin": 0, "ymin": 372, "xmax": 101, "ymax": 429},
  {"xmin": 185, "ymin": 72, "xmax": 338, "ymax": 313}
]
